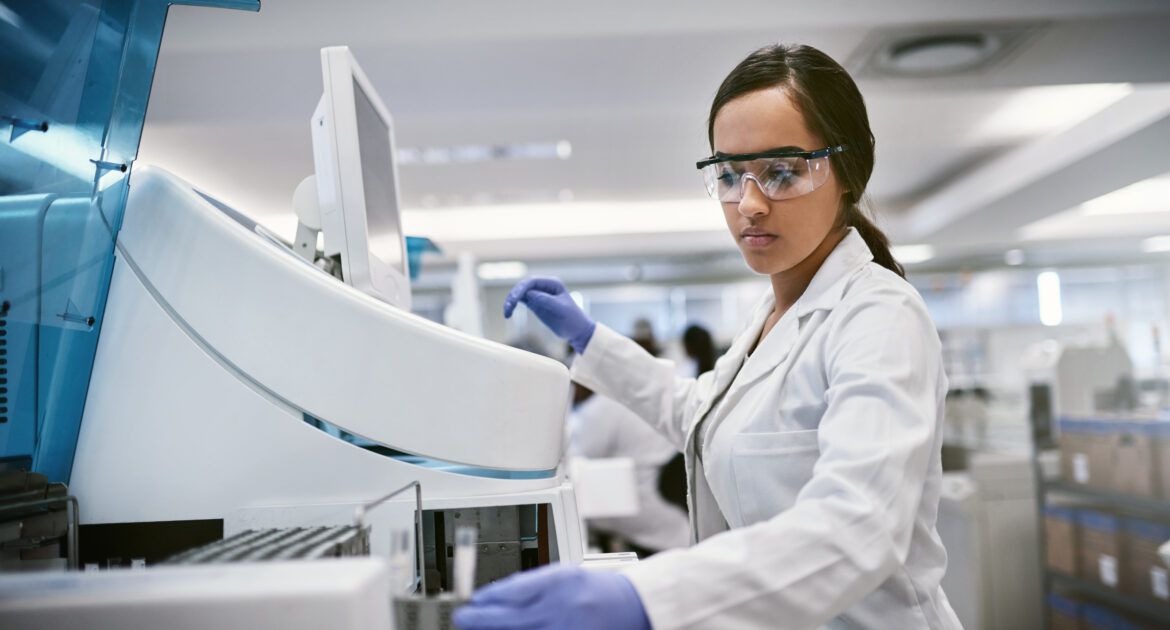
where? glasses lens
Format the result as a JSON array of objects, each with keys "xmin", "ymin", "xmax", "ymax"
[
  {"xmin": 701, "ymin": 163, "xmax": 736, "ymax": 199},
  {"xmin": 701, "ymin": 155, "xmax": 832, "ymax": 202}
]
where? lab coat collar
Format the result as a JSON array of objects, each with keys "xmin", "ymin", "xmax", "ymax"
[
  {"xmin": 688, "ymin": 229, "xmax": 874, "ymax": 447},
  {"xmin": 723, "ymin": 228, "xmax": 873, "ymax": 392},
  {"xmin": 791, "ymin": 227, "xmax": 874, "ymax": 318}
]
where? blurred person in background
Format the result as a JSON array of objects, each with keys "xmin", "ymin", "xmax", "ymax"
[{"xmin": 567, "ymin": 328, "xmax": 691, "ymax": 557}]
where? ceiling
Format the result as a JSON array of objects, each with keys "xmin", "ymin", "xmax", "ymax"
[{"xmin": 136, "ymin": 0, "xmax": 1170, "ymax": 277}]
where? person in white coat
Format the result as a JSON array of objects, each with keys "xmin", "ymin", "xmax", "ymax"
[
  {"xmin": 568, "ymin": 384, "xmax": 691, "ymax": 554},
  {"xmin": 455, "ymin": 43, "xmax": 962, "ymax": 630}
]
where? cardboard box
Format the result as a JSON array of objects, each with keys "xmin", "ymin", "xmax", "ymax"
[
  {"xmin": 1046, "ymin": 506, "xmax": 1080, "ymax": 575},
  {"xmin": 1155, "ymin": 423, "xmax": 1170, "ymax": 500},
  {"xmin": 1060, "ymin": 420, "xmax": 1113, "ymax": 490},
  {"xmin": 1110, "ymin": 422, "xmax": 1157, "ymax": 498},
  {"xmin": 1122, "ymin": 517, "xmax": 1170, "ymax": 605},
  {"xmin": 1078, "ymin": 510, "xmax": 1125, "ymax": 590}
]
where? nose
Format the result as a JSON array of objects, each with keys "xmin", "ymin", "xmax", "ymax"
[{"xmin": 737, "ymin": 175, "xmax": 770, "ymax": 218}]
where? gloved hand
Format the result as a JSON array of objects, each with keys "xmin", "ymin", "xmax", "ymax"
[
  {"xmin": 503, "ymin": 277, "xmax": 596, "ymax": 354},
  {"xmin": 452, "ymin": 565, "xmax": 651, "ymax": 630}
]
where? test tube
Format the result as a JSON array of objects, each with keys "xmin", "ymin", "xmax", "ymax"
[{"xmin": 453, "ymin": 525, "xmax": 478, "ymax": 599}]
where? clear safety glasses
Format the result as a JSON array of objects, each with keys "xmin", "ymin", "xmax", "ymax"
[{"xmin": 696, "ymin": 145, "xmax": 847, "ymax": 203}]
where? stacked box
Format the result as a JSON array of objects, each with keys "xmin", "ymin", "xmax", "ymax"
[
  {"xmin": 1156, "ymin": 423, "xmax": 1170, "ymax": 500},
  {"xmin": 1078, "ymin": 510, "xmax": 1125, "ymax": 590},
  {"xmin": 1046, "ymin": 506, "xmax": 1080, "ymax": 575},
  {"xmin": 1048, "ymin": 593, "xmax": 1082, "ymax": 630},
  {"xmin": 1111, "ymin": 422, "xmax": 1157, "ymax": 498},
  {"xmin": 1122, "ymin": 517, "xmax": 1170, "ymax": 605},
  {"xmin": 1060, "ymin": 420, "xmax": 1114, "ymax": 490}
]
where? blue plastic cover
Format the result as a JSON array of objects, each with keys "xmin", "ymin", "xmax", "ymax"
[
  {"xmin": 1047, "ymin": 593, "xmax": 1081, "ymax": 618},
  {"xmin": 0, "ymin": 0, "xmax": 258, "ymax": 483},
  {"xmin": 1078, "ymin": 509, "xmax": 1120, "ymax": 534},
  {"xmin": 1124, "ymin": 517, "xmax": 1170, "ymax": 543},
  {"xmin": 1081, "ymin": 604, "xmax": 1141, "ymax": 630},
  {"xmin": 1044, "ymin": 505, "xmax": 1079, "ymax": 522}
]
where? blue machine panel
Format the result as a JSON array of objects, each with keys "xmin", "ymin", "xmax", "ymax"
[{"xmin": 0, "ymin": 0, "xmax": 259, "ymax": 483}]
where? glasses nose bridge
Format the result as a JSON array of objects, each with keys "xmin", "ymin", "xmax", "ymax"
[
  {"xmin": 736, "ymin": 173, "xmax": 771, "ymax": 215},
  {"xmin": 738, "ymin": 172, "xmax": 768, "ymax": 199}
]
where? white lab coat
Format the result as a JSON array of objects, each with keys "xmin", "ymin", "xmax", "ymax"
[
  {"xmin": 568, "ymin": 393, "xmax": 691, "ymax": 552},
  {"xmin": 570, "ymin": 229, "xmax": 962, "ymax": 629}
]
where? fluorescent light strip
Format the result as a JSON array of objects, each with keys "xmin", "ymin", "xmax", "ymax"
[
  {"xmin": 1037, "ymin": 271, "xmax": 1063, "ymax": 327},
  {"xmin": 398, "ymin": 141, "xmax": 571, "ymax": 165},
  {"xmin": 402, "ymin": 199, "xmax": 724, "ymax": 242},
  {"xmin": 1142, "ymin": 235, "xmax": 1170, "ymax": 253},
  {"xmin": 1081, "ymin": 175, "xmax": 1170, "ymax": 216},
  {"xmin": 892, "ymin": 244, "xmax": 934, "ymax": 264},
  {"xmin": 477, "ymin": 261, "xmax": 528, "ymax": 280},
  {"xmin": 974, "ymin": 83, "xmax": 1133, "ymax": 142}
]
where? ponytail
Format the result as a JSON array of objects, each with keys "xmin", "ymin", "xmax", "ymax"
[{"xmin": 842, "ymin": 201, "xmax": 905, "ymax": 278}]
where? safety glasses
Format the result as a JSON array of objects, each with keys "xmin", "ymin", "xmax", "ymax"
[{"xmin": 696, "ymin": 145, "xmax": 847, "ymax": 203}]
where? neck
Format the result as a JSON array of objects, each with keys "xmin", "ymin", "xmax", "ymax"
[{"xmin": 769, "ymin": 226, "xmax": 848, "ymax": 315}]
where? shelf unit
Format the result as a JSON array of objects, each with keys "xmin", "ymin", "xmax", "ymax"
[
  {"xmin": 1036, "ymin": 469, "xmax": 1170, "ymax": 626},
  {"xmin": 1047, "ymin": 571, "xmax": 1170, "ymax": 622}
]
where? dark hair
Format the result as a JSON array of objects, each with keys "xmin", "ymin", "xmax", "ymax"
[
  {"xmin": 682, "ymin": 324, "xmax": 717, "ymax": 374},
  {"xmin": 707, "ymin": 44, "xmax": 904, "ymax": 278}
]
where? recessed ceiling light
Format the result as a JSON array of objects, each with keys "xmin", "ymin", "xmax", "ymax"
[
  {"xmin": 884, "ymin": 34, "xmax": 998, "ymax": 74},
  {"xmin": 1004, "ymin": 249, "xmax": 1025, "ymax": 266}
]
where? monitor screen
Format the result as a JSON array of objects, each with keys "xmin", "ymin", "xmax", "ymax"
[{"xmin": 352, "ymin": 77, "xmax": 404, "ymax": 274}]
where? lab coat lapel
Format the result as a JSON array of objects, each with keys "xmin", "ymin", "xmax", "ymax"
[
  {"xmin": 711, "ymin": 229, "xmax": 876, "ymax": 410},
  {"xmin": 728, "ymin": 308, "xmax": 798, "ymax": 392},
  {"xmin": 683, "ymin": 294, "xmax": 770, "ymax": 447}
]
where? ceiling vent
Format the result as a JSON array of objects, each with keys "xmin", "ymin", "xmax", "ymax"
[{"xmin": 849, "ymin": 23, "xmax": 1046, "ymax": 78}]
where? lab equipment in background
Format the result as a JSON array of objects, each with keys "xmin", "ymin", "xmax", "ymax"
[
  {"xmin": 568, "ymin": 457, "xmax": 640, "ymax": 521},
  {"xmin": 0, "ymin": 558, "xmax": 395, "ymax": 630},
  {"xmin": 405, "ymin": 236, "xmax": 443, "ymax": 281},
  {"xmin": 69, "ymin": 165, "xmax": 580, "ymax": 570},
  {"xmin": 0, "ymin": 469, "xmax": 79, "ymax": 571},
  {"xmin": 162, "ymin": 526, "xmax": 369, "ymax": 564},
  {"xmin": 66, "ymin": 44, "xmax": 587, "ymax": 586},
  {"xmin": 304, "ymin": 46, "xmax": 411, "ymax": 310},
  {"xmin": 1028, "ymin": 335, "xmax": 1170, "ymax": 626},
  {"xmin": 445, "ymin": 252, "xmax": 486, "ymax": 336},
  {"xmin": 1024, "ymin": 336, "xmax": 1134, "ymax": 447},
  {"xmin": 0, "ymin": 0, "xmax": 261, "ymax": 490},
  {"xmin": 453, "ymin": 525, "xmax": 478, "ymax": 598},
  {"xmin": 935, "ymin": 452, "xmax": 1043, "ymax": 630}
]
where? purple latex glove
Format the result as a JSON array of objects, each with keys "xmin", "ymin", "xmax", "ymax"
[
  {"xmin": 452, "ymin": 565, "xmax": 651, "ymax": 630},
  {"xmin": 503, "ymin": 277, "xmax": 596, "ymax": 354}
]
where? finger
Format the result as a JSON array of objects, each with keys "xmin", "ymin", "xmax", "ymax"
[
  {"xmin": 469, "ymin": 565, "xmax": 568, "ymax": 606},
  {"xmin": 503, "ymin": 278, "xmax": 537, "ymax": 318},
  {"xmin": 452, "ymin": 603, "xmax": 541, "ymax": 630},
  {"xmin": 523, "ymin": 277, "xmax": 566, "ymax": 297},
  {"xmin": 522, "ymin": 290, "xmax": 559, "ymax": 315}
]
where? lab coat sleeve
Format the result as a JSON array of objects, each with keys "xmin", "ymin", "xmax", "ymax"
[
  {"xmin": 570, "ymin": 324, "xmax": 707, "ymax": 452},
  {"xmin": 621, "ymin": 286, "xmax": 944, "ymax": 629}
]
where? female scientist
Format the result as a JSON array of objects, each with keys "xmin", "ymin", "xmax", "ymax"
[{"xmin": 454, "ymin": 43, "xmax": 962, "ymax": 630}]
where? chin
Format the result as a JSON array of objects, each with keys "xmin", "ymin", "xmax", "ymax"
[{"xmin": 740, "ymin": 250, "xmax": 787, "ymax": 276}]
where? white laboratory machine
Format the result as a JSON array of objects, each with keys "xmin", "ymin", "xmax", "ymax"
[{"xmin": 66, "ymin": 46, "xmax": 587, "ymax": 595}]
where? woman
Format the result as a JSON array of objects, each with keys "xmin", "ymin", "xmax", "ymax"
[{"xmin": 455, "ymin": 43, "xmax": 961, "ymax": 630}]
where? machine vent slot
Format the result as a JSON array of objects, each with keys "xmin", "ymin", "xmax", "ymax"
[{"xmin": 0, "ymin": 300, "xmax": 7, "ymax": 424}]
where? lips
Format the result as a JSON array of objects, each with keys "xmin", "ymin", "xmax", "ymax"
[{"xmin": 740, "ymin": 228, "xmax": 778, "ymax": 248}]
